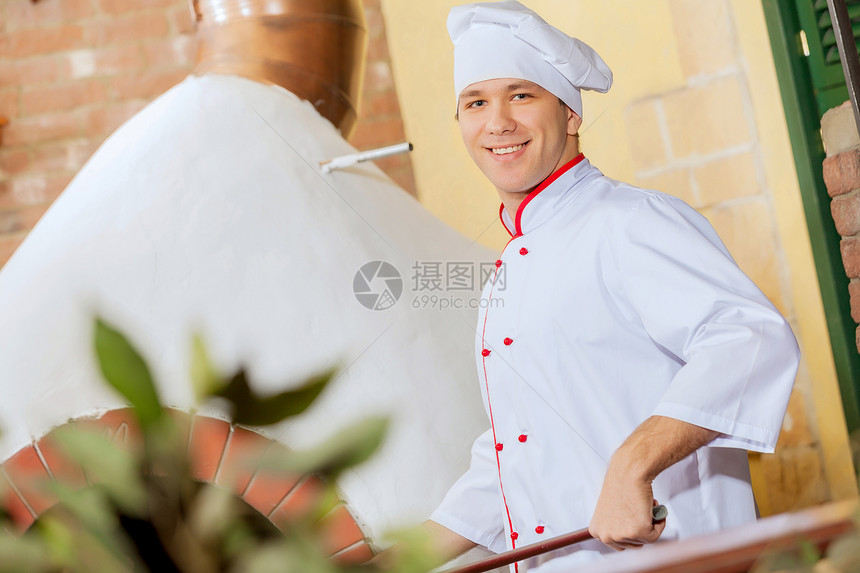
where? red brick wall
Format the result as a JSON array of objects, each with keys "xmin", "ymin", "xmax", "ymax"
[
  {"xmin": 350, "ymin": 0, "xmax": 415, "ymax": 195},
  {"xmin": 823, "ymin": 147, "xmax": 860, "ymax": 352},
  {"xmin": 0, "ymin": 0, "xmax": 416, "ymax": 268}
]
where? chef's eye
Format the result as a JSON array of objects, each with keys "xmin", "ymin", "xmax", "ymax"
[
  {"xmin": 512, "ymin": 93, "xmax": 531, "ymax": 101},
  {"xmin": 467, "ymin": 100, "xmax": 487, "ymax": 108}
]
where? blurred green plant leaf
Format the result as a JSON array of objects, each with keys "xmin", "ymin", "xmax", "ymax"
[
  {"xmin": 37, "ymin": 512, "xmax": 133, "ymax": 573},
  {"xmin": 187, "ymin": 483, "xmax": 238, "ymax": 545},
  {"xmin": 36, "ymin": 516, "xmax": 76, "ymax": 571},
  {"xmin": 213, "ymin": 368, "xmax": 334, "ymax": 427},
  {"xmin": 51, "ymin": 427, "xmax": 147, "ymax": 516},
  {"xmin": 825, "ymin": 531, "xmax": 860, "ymax": 571},
  {"xmin": 45, "ymin": 482, "xmax": 140, "ymax": 572},
  {"xmin": 190, "ymin": 334, "xmax": 222, "ymax": 404},
  {"xmin": 382, "ymin": 526, "xmax": 449, "ymax": 573},
  {"xmin": 235, "ymin": 537, "xmax": 341, "ymax": 573},
  {"xmin": 47, "ymin": 483, "xmax": 117, "ymax": 541},
  {"xmin": 0, "ymin": 535, "xmax": 53, "ymax": 573},
  {"xmin": 94, "ymin": 318, "xmax": 163, "ymax": 429},
  {"xmin": 799, "ymin": 540, "xmax": 820, "ymax": 565},
  {"xmin": 258, "ymin": 416, "xmax": 388, "ymax": 479},
  {"xmin": 0, "ymin": 319, "xmax": 425, "ymax": 573}
]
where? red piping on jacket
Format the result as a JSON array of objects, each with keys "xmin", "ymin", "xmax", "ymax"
[
  {"xmin": 480, "ymin": 252, "xmax": 518, "ymax": 570},
  {"xmin": 482, "ymin": 154, "xmax": 585, "ymax": 570},
  {"xmin": 498, "ymin": 153, "xmax": 585, "ymax": 238}
]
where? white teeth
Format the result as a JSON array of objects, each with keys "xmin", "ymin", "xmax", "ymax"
[{"xmin": 492, "ymin": 144, "xmax": 525, "ymax": 155}]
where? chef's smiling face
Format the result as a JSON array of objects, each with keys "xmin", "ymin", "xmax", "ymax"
[{"xmin": 456, "ymin": 78, "xmax": 582, "ymax": 196}]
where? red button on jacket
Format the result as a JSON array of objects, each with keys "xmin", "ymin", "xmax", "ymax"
[
  {"xmin": 535, "ymin": 525, "xmax": 545, "ymax": 534},
  {"xmin": 495, "ymin": 259, "xmax": 503, "ymax": 268},
  {"xmin": 519, "ymin": 247, "xmax": 529, "ymax": 255},
  {"xmin": 504, "ymin": 337, "xmax": 513, "ymax": 346},
  {"xmin": 482, "ymin": 348, "xmax": 491, "ymax": 357},
  {"xmin": 495, "ymin": 443, "xmax": 503, "ymax": 452}
]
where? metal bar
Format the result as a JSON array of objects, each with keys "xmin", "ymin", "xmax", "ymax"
[
  {"xmin": 320, "ymin": 142, "xmax": 413, "ymax": 174},
  {"xmin": 826, "ymin": 0, "xmax": 860, "ymax": 134}
]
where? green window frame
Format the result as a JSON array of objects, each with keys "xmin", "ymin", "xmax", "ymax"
[{"xmin": 763, "ymin": 0, "xmax": 860, "ymax": 431}]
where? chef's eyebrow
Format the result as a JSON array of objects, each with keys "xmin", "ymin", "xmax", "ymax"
[
  {"xmin": 459, "ymin": 88, "xmax": 484, "ymax": 99},
  {"xmin": 459, "ymin": 81, "xmax": 535, "ymax": 100},
  {"xmin": 504, "ymin": 81, "xmax": 535, "ymax": 91}
]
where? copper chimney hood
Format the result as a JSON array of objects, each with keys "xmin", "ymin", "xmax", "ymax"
[{"xmin": 192, "ymin": 0, "xmax": 367, "ymax": 137}]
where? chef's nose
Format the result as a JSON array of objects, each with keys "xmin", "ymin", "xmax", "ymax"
[{"xmin": 487, "ymin": 104, "xmax": 516, "ymax": 135}]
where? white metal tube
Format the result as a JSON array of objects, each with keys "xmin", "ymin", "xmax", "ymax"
[{"xmin": 320, "ymin": 142, "xmax": 413, "ymax": 173}]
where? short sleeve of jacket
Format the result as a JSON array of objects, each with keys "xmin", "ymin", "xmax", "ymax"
[
  {"xmin": 610, "ymin": 192, "xmax": 799, "ymax": 452},
  {"xmin": 430, "ymin": 428, "xmax": 506, "ymax": 553}
]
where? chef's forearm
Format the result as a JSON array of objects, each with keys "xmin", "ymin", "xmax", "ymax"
[
  {"xmin": 589, "ymin": 415, "xmax": 716, "ymax": 548},
  {"xmin": 611, "ymin": 415, "xmax": 719, "ymax": 483}
]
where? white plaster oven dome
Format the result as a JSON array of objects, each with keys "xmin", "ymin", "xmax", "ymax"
[{"xmin": 0, "ymin": 73, "xmax": 493, "ymax": 550}]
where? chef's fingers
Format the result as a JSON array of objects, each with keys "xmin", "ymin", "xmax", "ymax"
[
  {"xmin": 606, "ymin": 538, "xmax": 648, "ymax": 551},
  {"xmin": 652, "ymin": 515, "xmax": 667, "ymax": 537}
]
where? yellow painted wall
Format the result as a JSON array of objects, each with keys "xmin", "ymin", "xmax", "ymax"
[
  {"xmin": 380, "ymin": 0, "xmax": 857, "ymax": 513},
  {"xmin": 379, "ymin": 0, "xmax": 684, "ymax": 250}
]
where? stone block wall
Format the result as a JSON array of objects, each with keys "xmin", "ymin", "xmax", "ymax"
[
  {"xmin": 625, "ymin": 2, "xmax": 786, "ymax": 316},
  {"xmin": 0, "ymin": 0, "xmax": 415, "ymax": 268},
  {"xmin": 822, "ymin": 101, "xmax": 860, "ymax": 353},
  {"xmin": 624, "ymin": 0, "xmax": 833, "ymax": 515}
]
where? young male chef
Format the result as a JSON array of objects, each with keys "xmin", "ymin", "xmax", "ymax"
[{"xmin": 419, "ymin": 1, "xmax": 801, "ymax": 570}]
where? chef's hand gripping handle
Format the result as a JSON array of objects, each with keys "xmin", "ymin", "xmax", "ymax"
[{"xmin": 440, "ymin": 506, "xmax": 669, "ymax": 573}]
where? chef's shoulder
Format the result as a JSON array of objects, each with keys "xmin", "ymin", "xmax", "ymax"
[
  {"xmin": 588, "ymin": 175, "xmax": 690, "ymax": 218},
  {"xmin": 589, "ymin": 172, "xmax": 728, "ymax": 254}
]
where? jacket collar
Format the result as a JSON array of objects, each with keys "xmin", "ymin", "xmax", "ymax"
[{"xmin": 499, "ymin": 153, "xmax": 591, "ymax": 237}]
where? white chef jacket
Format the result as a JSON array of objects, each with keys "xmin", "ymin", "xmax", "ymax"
[{"xmin": 430, "ymin": 154, "xmax": 800, "ymax": 570}]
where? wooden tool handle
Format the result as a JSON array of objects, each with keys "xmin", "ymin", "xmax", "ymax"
[{"xmin": 440, "ymin": 505, "xmax": 668, "ymax": 573}]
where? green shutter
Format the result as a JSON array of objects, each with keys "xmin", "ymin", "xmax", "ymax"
[
  {"xmin": 817, "ymin": 0, "xmax": 860, "ymax": 65},
  {"xmin": 763, "ymin": 0, "xmax": 860, "ymax": 432},
  {"xmin": 796, "ymin": 0, "xmax": 860, "ymax": 115}
]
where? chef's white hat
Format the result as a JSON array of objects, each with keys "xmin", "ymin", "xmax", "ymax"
[{"xmin": 448, "ymin": 1, "xmax": 612, "ymax": 118}]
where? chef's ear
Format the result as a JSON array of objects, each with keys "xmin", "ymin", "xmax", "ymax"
[{"xmin": 567, "ymin": 107, "xmax": 583, "ymax": 137}]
